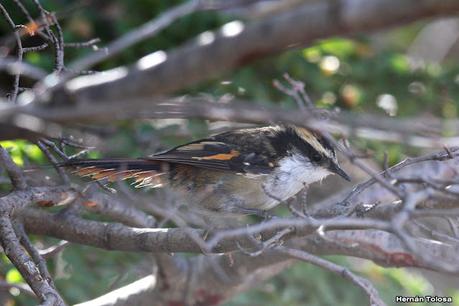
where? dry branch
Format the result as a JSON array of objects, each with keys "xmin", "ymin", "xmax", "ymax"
[
  {"xmin": 43, "ymin": 0, "xmax": 459, "ymax": 104},
  {"xmin": 2, "ymin": 0, "xmax": 459, "ymax": 305},
  {"xmin": 11, "ymin": 146, "xmax": 458, "ymax": 304},
  {"xmin": 0, "ymin": 146, "xmax": 68, "ymax": 305},
  {"xmin": 278, "ymin": 246, "xmax": 386, "ymax": 306},
  {"xmin": 17, "ymin": 149, "xmax": 459, "ymax": 257},
  {"xmin": 10, "ymin": 97, "xmax": 458, "ymax": 150}
]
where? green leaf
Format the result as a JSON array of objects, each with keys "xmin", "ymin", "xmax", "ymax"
[
  {"xmin": 319, "ymin": 38, "xmax": 356, "ymax": 58},
  {"xmin": 0, "ymin": 141, "xmax": 24, "ymax": 166},
  {"xmin": 26, "ymin": 52, "xmax": 41, "ymax": 65},
  {"xmin": 389, "ymin": 54, "xmax": 409, "ymax": 74},
  {"xmin": 6, "ymin": 268, "xmax": 24, "ymax": 284},
  {"xmin": 24, "ymin": 143, "xmax": 44, "ymax": 162},
  {"xmin": 86, "ymin": 151, "xmax": 101, "ymax": 159},
  {"xmin": 302, "ymin": 47, "xmax": 321, "ymax": 63}
]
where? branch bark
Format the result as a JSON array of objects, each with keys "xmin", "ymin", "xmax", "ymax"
[
  {"xmin": 47, "ymin": 0, "xmax": 459, "ymax": 104},
  {"xmin": 2, "ymin": 1, "xmax": 459, "ymax": 304},
  {"xmin": 14, "ymin": 97, "xmax": 459, "ymax": 149},
  {"xmin": 15, "ymin": 150, "xmax": 459, "ymax": 305},
  {"xmin": 0, "ymin": 146, "xmax": 68, "ymax": 305}
]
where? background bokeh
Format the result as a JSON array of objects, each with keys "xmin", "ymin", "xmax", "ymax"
[{"xmin": 1, "ymin": 1, "xmax": 459, "ymax": 305}]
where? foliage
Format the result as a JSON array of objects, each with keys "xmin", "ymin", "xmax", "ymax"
[{"xmin": 1, "ymin": 0, "xmax": 459, "ymax": 305}]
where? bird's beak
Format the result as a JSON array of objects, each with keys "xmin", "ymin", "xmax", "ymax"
[{"xmin": 329, "ymin": 162, "xmax": 351, "ymax": 181}]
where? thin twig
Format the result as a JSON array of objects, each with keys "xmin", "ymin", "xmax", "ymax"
[
  {"xmin": 37, "ymin": 140, "xmax": 70, "ymax": 184},
  {"xmin": 237, "ymin": 227, "xmax": 294, "ymax": 256},
  {"xmin": 64, "ymin": 38, "xmax": 101, "ymax": 48},
  {"xmin": 0, "ymin": 57, "xmax": 48, "ymax": 80},
  {"xmin": 31, "ymin": 0, "xmax": 65, "ymax": 72},
  {"xmin": 0, "ymin": 145, "xmax": 27, "ymax": 190},
  {"xmin": 0, "ymin": 3, "xmax": 23, "ymax": 102},
  {"xmin": 340, "ymin": 148, "xmax": 459, "ymax": 214},
  {"xmin": 40, "ymin": 241, "xmax": 69, "ymax": 259},
  {"xmin": 69, "ymin": 0, "xmax": 207, "ymax": 70},
  {"xmin": 14, "ymin": 223, "xmax": 56, "ymax": 289},
  {"xmin": 277, "ymin": 246, "xmax": 386, "ymax": 306}
]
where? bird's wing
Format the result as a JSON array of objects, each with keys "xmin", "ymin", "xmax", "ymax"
[{"xmin": 149, "ymin": 139, "xmax": 275, "ymax": 174}]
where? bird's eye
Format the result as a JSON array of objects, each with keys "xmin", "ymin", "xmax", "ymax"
[{"xmin": 312, "ymin": 154, "xmax": 322, "ymax": 162}]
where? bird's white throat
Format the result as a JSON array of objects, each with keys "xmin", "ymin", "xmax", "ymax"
[{"xmin": 263, "ymin": 153, "xmax": 331, "ymax": 204}]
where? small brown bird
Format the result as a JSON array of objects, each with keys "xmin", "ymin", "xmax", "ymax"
[{"xmin": 64, "ymin": 125, "xmax": 350, "ymax": 216}]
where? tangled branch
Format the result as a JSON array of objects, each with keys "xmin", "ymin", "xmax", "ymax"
[{"xmin": 1, "ymin": 0, "xmax": 459, "ymax": 305}]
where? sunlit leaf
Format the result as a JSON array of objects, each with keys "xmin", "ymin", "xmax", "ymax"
[
  {"xmin": 24, "ymin": 143, "xmax": 44, "ymax": 162},
  {"xmin": 26, "ymin": 52, "xmax": 41, "ymax": 65},
  {"xmin": 0, "ymin": 141, "xmax": 17, "ymax": 148},
  {"xmin": 0, "ymin": 141, "xmax": 24, "ymax": 166},
  {"xmin": 6, "ymin": 268, "xmax": 24, "ymax": 284},
  {"xmin": 389, "ymin": 54, "xmax": 409, "ymax": 74},
  {"xmin": 86, "ymin": 151, "xmax": 101, "ymax": 159},
  {"xmin": 319, "ymin": 38, "xmax": 356, "ymax": 58},
  {"xmin": 302, "ymin": 47, "xmax": 321, "ymax": 63}
]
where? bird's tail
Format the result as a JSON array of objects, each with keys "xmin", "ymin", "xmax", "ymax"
[{"xmin": 61, "ymin": 158, "xmax": 168, "ymax": 188}]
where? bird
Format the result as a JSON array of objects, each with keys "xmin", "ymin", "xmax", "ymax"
[{"xmin": 62, "ymin": 125, "xmax": 350, "ymax": 217}]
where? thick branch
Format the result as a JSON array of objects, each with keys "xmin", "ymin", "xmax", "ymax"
[
  {"xmin": 0, "ymin": 217, "xmax": 65, "ymax": 305},
  {"xmin": 49, "ymin": 0, "xmax": 459, "ymax": 104},
  {"xmin": 0, "ymin": 186, "xmax": 76, "ymax": 215},
  {"xmin": 15, "ymin": 98, "xmax": 459, "ymax": 150},
  {"xmin": 16, "ymin": 150, "xmax": 459, "ymax": 305},
  {"xmin": 68, "ymin": 0, "xmax": 207, "ymax": 71}
]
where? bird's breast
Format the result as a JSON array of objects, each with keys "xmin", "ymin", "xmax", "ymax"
[
  {"xmin": 168, "ymin": 155, "xmax": 331, "ymax": 213},
  {"xmin": 261, "ymin": 155, "xmax": 330, "ymax": 205}
]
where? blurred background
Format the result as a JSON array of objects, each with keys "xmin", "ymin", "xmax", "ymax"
[{"xmin": 1, "ymin": 0, "xmax": 459, "ymax": 305}]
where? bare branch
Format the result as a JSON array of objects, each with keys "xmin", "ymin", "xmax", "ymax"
[
  {"xmin": 278, "ymin": 246, "xmax": 386, "ymax": 306},
  {"xmin": 13, "ymin": 148, "xmax": 459, "ymax": 304},
  {"xmin": 31, "ymin": 0, "xmax": 64, "ymax": 72},
  {"xmin": 0, "ymin": 145, "xmax": 27, "ymax": 190},
  {"xmin": 0, "ymin": 217, "xmax": 65, "ymax": 305},
  {"xmin": 37, "ymin": 140, "xmax": 70, "ymax": 184},
  {"xmin": 337, "ymin": 148, "xmax": 459, "ymax": 216},
  {"xmin": 45, "ymin": 0, "xmax": 459, "ymax": 104},
  {"xmin": 39, "ymin": 241, "xmax": 69, "ymax": 259},
  {"xmin": 273, "ymin": 73, "xmax": 314, "ymax": 110},
  {"xmin": 1, "ymin": 1, "xmax": 459, "ymax": 304},
  {"xmin": 0, "ymin": 3, "xmax": 23, "ymax": 102},
  {"xmin": 82, "ymin": 189, "xmax": 156, "ymax": 228},
  {"xmin": 16, "ymin": 97, "xmax": 457, "ymax": 147},
  {"xmin": 69, "ymin": 0, "xmax": 208, "ymax": 71},
  {"xmin": 15, "ymin": 223, "xmax": 56, "ymax": 289},
  {"xmin": 0, "ymin": 57, "xmax": 48, "ymax": 80},
  {"xmin": 1, "ymin": 186, "xmax": 77, "ymax": 215}
]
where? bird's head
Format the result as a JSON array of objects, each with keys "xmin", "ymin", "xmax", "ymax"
[{"xmin": 274, "ymin": 125, "xmax": 351, "ymax": 182}]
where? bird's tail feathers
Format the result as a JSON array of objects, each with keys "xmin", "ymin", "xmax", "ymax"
[{"xmin": 61, "ymin": 158, "xmax": 167, "ymax": 188}]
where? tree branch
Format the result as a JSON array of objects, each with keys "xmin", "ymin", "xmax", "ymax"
[
  {"xmin": 13, "ymin": 97, "xmax": 459, "ymax": 150},
  {"xmin": 277, "ymin": 246, "xmax": 386, "ymax": 306},
  {"xmin": 44, "ymin": 0, "xmax": 459, "ymax": 104},
  {"xmin": 0, "ymin": 217, "xmax": 65, "ymax": 305}
]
